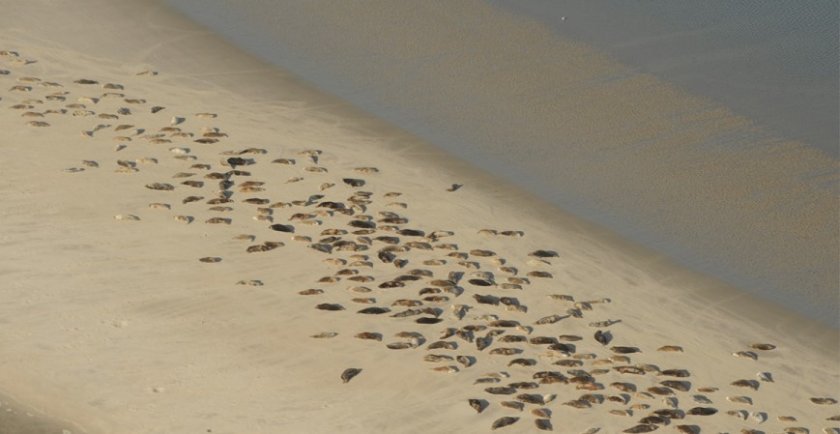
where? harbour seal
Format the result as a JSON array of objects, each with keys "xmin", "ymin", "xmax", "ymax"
[
  {"xmin": 491, "ymin": 417, "xmax": 519, "ymax": 430},
  {"xmin": 468, "ymin": 399, "xmax": 487, "ymax": 413},
  {"xmin": 534, "ymin": 419, "xmax": 552, "ymax": 431},
  {"xmin": 341, "ymin": 368, "xmax": 362, "ymax": 383}
]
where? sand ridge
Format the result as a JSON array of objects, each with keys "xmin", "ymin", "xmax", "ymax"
[{"xmin": 1, "ymin": 41, "xmax": 838, "ymax": 434}]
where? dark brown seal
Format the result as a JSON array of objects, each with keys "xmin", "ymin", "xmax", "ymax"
[{"xmin": 341, "ymin": 368, "xmax": 362, "ymax": 383}]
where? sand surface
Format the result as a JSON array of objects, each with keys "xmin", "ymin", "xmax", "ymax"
[{"xmin": 1, "ymin": 1, "xmax": 838, "ymax": 433}]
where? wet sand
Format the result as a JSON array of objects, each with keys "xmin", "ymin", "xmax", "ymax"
[{"xmin": 0, "ymin": 394, "xmax": 73, "ymax": 434}]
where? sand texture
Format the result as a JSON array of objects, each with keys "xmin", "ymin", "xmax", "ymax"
[{"xmin": 0, "ymin": 1, "xmax": 838, "ymax": 434}]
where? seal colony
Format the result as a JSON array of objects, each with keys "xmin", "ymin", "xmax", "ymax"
[{"xmin": 1, "ymin": 36, "xmax": 838, "ymax": 434}]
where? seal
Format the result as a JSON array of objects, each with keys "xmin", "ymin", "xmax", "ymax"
[
  {"xmin": 341, "ymin": 368, "xmax": 362, "ymax": 383},
  {"xmin": 660, "ymin": 369, "xmax": 689, "ymax": 377},
  {"xmin": 529, "ymin": 336, "xmax": 557, "ymax": 345},
  {"xmin": 343, "ymin": 178, "xmax": 365, "ymax": 187},
  {"xmin": 733, "ymin": 350, "xmax": 758, "ymax": 360},
  {"xmin": 811, "ymin": 397, "xmax": 838, "ymax": 405},
  {"xmin": 687, "ymin": 407, "xmax": 717, "ymax": 416},
  {"xmin": 428, "ymin": 341, "xmax": 457, "ymax": 350},
  {"xmin": 508, "ymin": 358, "xmax": 536, "ymax": 367},
  {"xmin": 531, "ymin": 408, "xmax": 551, "ymax": 418},
  {"xmin": 358, "ymin": 307, "xmax": 390, "ymax": 315},
  {"xmin": 534, "ymin": 419, "xmax": 552, "ymax": 431},
  {"xmin": 647, "ymin": 386, "xmax": 674, "ymax": 396},
  {"xmin": 146, "ymin": 182, "xmax": 174, "ymax": 191},
  {"xmin": 535, "ymin": 314, "xmax": 563, "ymax": 325},
  {"xmin": 594, "ymin": 330, "xmax": 612, "ymax": 346},
  {"xmin": 489, "ymin": 347, "xmax": 522, "ymax": 356},
  {"xmin": 355, "ymin": 332, "xmax": 382, "ymax": 341},
  {"xmin": 731, "ymin": 379, "xmax": 759, "ymax": 390},
  {"xmin": 499, "ymin": 401, "xmax": 523, "ymax": 411},
  {"xmin": 270, "ymin": 224, "xmax": 295, "ymax": 233},
  {"xmin": 623, "ymin": 424, "xmax": 657, "ymax": 433},
  {"xmin": 491, "ymin": 417, "xmax": 519, "ymax": 430},
  {"xmin": 485, "ymin": 386, "xmax": 516, "ymax": 395},
  {"xmin": 386, "ymin": 342, "xmax": 414, "ymax": 350},
  {"xmin": 457, "ymin": 355, "xmax": 474, "ymax": 368},
  {"xmin": 468, "ymin": 399, "xmax": 487, "ymax": 413},
  {"xmin": 310, "ymin": 332, "xmax": 338, "ymax": 339},
  {"xmin": 517, "ymin": 393, "xmax": 544, "ymax": 405}
]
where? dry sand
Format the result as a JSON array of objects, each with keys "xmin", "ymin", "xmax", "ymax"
[{"xmin": 0, "ymin": 1, "xmax": 838, "ymax": 434}]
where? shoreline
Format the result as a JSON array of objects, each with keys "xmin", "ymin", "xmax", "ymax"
[
  {"xmin": 163, "ymin": 0, "xmax": 839, "ymax": 325},
  {"xmin": 0, "ymin": 1, "xmax": 837, "ymax": 432},
  {"xmin": 0, "ymin": 393, "xmax": 78, "ymax": 434}
]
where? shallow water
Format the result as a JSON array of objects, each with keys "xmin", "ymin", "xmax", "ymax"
[
  {"xmin": 163, "ymin": 0, "xmax": 839, "ymax": 326},
  {"xmin": 492, "ymin": 0, "xmax": 840, "ymax": 157}
]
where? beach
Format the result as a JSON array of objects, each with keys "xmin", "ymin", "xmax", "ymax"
[{"xmin": 0, "ymin": 1, "xmax": 838, "ymax": 433}]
